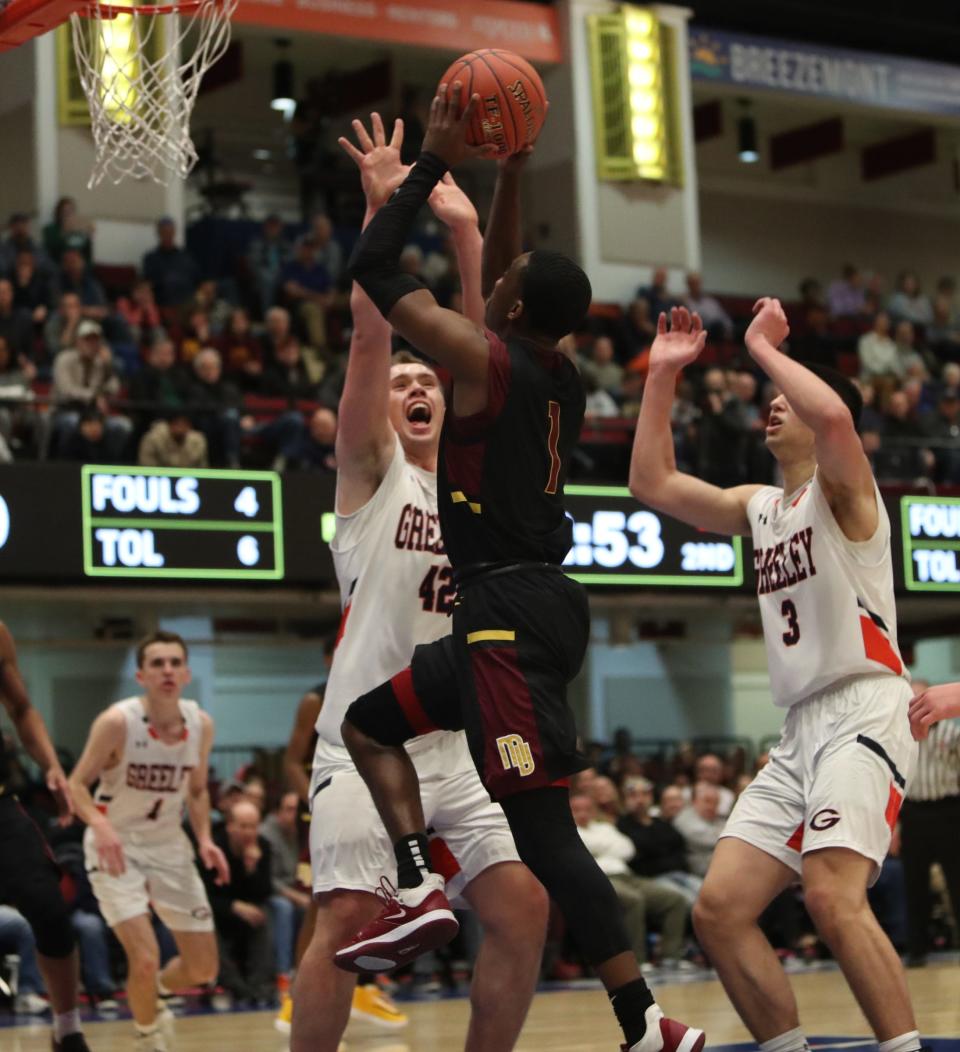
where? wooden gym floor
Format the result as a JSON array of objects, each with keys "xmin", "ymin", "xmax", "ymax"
[{"xmin": 1, "ymin": 963, "xmax": 958, "ymax": 1051}]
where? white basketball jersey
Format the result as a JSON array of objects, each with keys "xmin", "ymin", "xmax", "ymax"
[
  {"xmin": 315, "ymin": 435, "xmax": 470, "ymax": 777},
  {"xmin": 747, "ymin": 473, "xmax": 908, "ymax": 707},
  {"xmin": 89, "ymin": 696, "xmax": 203, "ymax": 842}
]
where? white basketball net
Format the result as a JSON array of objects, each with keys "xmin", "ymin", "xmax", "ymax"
[{"xmin": 70, "ymin": 0, "xmax": 237, "ymax": 187}]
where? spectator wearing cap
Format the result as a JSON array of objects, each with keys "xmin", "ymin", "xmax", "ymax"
[
  {"xmin": 683, "ymin": 272, "xmax": 733, "ymax": 340},
  {"xmin": 58, "ymin": 249, "xmax": 108, "ymax": 322},
  {"xmin": 0, "ymin": 277, "xmax": 33, "ymax": 359},
  {"xmin": 51, "ymin": 319, "xmax": 131, "ymax": 457},
  {"xmin": 888, "ymin": 271, "xmax": 933, "ymax": 326},
  {"xmin": 826, "ymin": 263, "xmax": 868, "ymax": 318},
  {"xmin": 247, "ymin": 214, "xmax": 293, "ymax": 317},
  {"xmin": 187, "ymin": 348, "xmax": 243, "ymax": 467},
  {"xmin": 138, "ymin": 411, "xmax": 208, "ymax": 468},
  {"xmin": 142, "ymin": 217, "xmax": 200, "ymax": 309},
  {"xmin": 42, "ymin": 197, "xmax": 93, "ymax": 264},
  {"xmin": 281, "ymin": 237, "xmax": 333, "ymax": 361},
  {"xmin": 920, "ymin": 385, "xmax": 960, "ymax": 483},
  {"xmin": 0, "ymin": 212, "xmax": 49, "ymax": 275}
]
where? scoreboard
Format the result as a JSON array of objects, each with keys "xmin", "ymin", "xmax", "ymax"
[
  {"xmin": 81, "ymin": 467, "xmax": 284, "ymax": 580},
  {"xmin": 0, "ymin": 463, "xmax": 952, "ymax": 595}
]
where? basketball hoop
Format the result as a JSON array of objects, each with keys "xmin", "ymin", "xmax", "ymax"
[{"xmin": 69, "ymin": 0, "xmax": 236, "ymax": 187}]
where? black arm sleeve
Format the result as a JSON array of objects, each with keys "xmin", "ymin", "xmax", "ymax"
[{"xmin": 347, "ymin": 152, "xmax": 449, "ymax": 319}]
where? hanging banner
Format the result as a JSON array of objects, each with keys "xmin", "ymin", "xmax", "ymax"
[
  {"xmin": 233, "ymin": 0, "xmax": 562, "ymax": 63},
  {"xmin": 689, "ymin": 26, "xmax": 960, "ymax": 117}
]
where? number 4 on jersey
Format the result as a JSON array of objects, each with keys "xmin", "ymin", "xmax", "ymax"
[
  {"xmin": 146, "ymin": 798, "xmax": 163, "ymax": 821},
  {"xmin": 419, "ymin": 565, "xmax": 456, "ymax": 614}
]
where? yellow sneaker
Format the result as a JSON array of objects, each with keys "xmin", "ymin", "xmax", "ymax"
[
  {"xmin": 350, "ymin": 984, "xmax": 408, "ymax": 1030},
  {"xmin": 274, "ymin": 991, "xmax": 293, "ymax": 1035}
]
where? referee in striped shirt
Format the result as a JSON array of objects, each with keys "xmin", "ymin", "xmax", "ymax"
[{"xmin": 901, "ymin": 678, "xmax": 960, "ymax": 966}]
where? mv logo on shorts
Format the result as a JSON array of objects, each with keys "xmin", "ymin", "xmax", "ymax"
[{"xmin": 496, "ymin": 734, "xmax": 536, "ymax": 777}]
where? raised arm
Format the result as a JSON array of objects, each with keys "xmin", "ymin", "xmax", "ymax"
[
  {"xmin": 348, "ymin": 85, "xmax": 494, "ymax": 415},
  {"xmin": 335, "ymin": 115, "xmax": 409, "ymax": 514},
  {"xmin": 629, "ymin": 308, "xmax": 759, "ymax": 536},
  {"xmin": 429, "ymin": 173, "xmax": 484, "ymax": 326},
  {"xmin": 481, "ymin": 148, "xmax": 530, "ymax": 298},
  {"xmin": 188, "ymin": 712, "xmax": 230, "ymax": 885},
  {"xmin": 68, "ymin": 708, "xmax": 128, "ymax": 876},
  {"xmin": 0, "ymin": 623, "xmax": 72, "ymax": 823},
  {"xmin": 745, "ymin": 298, "xmax": 876, "ymax": 539}
]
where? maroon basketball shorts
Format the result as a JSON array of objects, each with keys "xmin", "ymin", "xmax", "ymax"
[{"xmin": 399, "ymin": 567, "xmax": 591, "ymax": 801}]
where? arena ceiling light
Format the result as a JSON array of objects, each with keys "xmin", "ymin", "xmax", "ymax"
[
  {"xmin": 587, "ymin": 5, "xmax": 682, "ymax": 184},
  {"xmin": 738, "ymin": 102, "xmax": 759, "ymax": 163},
  {"xmin": 270, "ymin": 40, "xmax": 295, "ymax": 119}
]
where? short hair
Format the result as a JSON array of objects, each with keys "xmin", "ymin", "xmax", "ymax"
[
  {"xmin": 801, "ymin": 362, "xmax": 863, "ymax": 428},
  {"xmin": 520, "ymin": 250, "xmax": 592, "ymax": 340},
  {"xmin": 390, "ymin": 349, "xmax": 438, "ymax": 377},
  {"xmin": 136, "ymin": 630, "xmax": 188, "ymax": 667}
]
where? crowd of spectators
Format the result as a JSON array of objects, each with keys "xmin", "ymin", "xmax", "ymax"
[
  {"xmin": 3, "ymin": 203, "xmax": 959, "ymax": 488},
  {"xmin": 579, "ymin": 261, "xmax": 960, "ymax": 486},
  {"xmin": 1, "ymin": 708, "xmax": 956, "ymax": 1014}
]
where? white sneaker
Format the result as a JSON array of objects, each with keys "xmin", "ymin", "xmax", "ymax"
[
  {"xmin": 14, "ymin": 991, "xmax": 49, "ymax": 1014},
  {"xmin": 134, "ymin": 1031, "xmax": 168, "ymax": 1052},
  {"xmin": 156, "ymin": 1004, "xmax": 176, "ymax": 1048}
]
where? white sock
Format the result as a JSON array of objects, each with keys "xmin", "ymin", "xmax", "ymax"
[
  {"xmin": 157, "ymin": 976, "xmax": 173, "ymax": 996},
  {"xmin": 53, "ymin": 1009, "xmax": 82, "ymax": 1040},
  {"xmin": 879, "ymin": 1032, "xmax": 921, "ymax": 1052},
  {"xmin": 135, "ymin": 1022, "xmax": 159, "ymax": 1037},
  {"xmin": 760, "ymin": 1027, "xmax": 810, "ymax": 1052}
]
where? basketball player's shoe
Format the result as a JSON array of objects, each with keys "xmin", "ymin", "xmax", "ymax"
[
  {"xmin": 350, "ymin": 983, "xmax": 409, "ymax": 1029},
  {"xmin": 334, "ymin": 874, "xmax": 458, "ymax": 973},
  {"xmin": 623, "ymin": 1005, "xmax": 706, "ymax": 1052},
  {"xmin": 274, "ymin": 991, "xmax": 293, "ymax": 1034},
  {"xmin": 52, "ymin": 1034, "xmax": 92, "ymax": 1051}
]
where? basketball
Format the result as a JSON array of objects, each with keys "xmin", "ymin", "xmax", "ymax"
[{"xmin": 438, "ymin": 49, "xmax": 547, "ymax": 157}]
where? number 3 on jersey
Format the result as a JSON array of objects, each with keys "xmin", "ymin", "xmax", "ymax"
[{"xmin": 781, "ymin": 599, "xmax": 800, "ymax": 646}]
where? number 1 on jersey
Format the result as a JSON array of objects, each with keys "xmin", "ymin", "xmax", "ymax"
[{"xmin": 545, "ymin": 401, "xmax": 561, "ymax": 494}]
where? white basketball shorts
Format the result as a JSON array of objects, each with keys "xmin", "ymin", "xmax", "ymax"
[
  {"xmin": 85, "ymin": 831, "xmax": 214, "ymax": 931},
  {"xmin": 309, "ymin": 734, "xmax": 520, "ymax": 900},
  {"xmin": 722, "ymin": 673, "xmax": 916, "ymax": 884}
]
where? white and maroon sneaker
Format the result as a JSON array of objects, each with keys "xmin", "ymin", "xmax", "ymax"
[
  {"xmin": 334, "ymin": 874, "xmax": 459, "ymax": 974},
  {"xmin": 623, "ymin": 1004, "xmax": 706, "ymax": 1052}
]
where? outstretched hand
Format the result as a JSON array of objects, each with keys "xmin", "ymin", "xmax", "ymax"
[
  {"xmin": 338, "ymin": 113, "xmax": 409, "ymax": 212},
  {"xmin": 908, "ymin": 683, "xmax": 960, "ymax": 741},
  {"xmin": 422, "ymin": 82, "xmax": 499, "ymax": 168},
  {"xmin": 746, "ymin": 297, "xmax": 790, "ymax": 354},
  {"xmin": 429, "ymin": 172, "xmax": 479, "ymax": 231},
  {"xmin": 649, "ymin": 306, "xmax": 707, "ymax": 372}
]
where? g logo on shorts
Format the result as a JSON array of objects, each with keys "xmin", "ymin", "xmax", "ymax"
[{"xmin": 809, "ymin": 808, "xmax": 841, "ymax": 831}]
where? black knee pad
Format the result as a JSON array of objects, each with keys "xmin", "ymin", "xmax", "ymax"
[
  {"xmin": 15, "ymin": 877, "xmax": 76, "ymax": 959},
  {"xmin": 344, "ymin": 678, "xmax": 417, "ymax": 747},
  {"xmin": 500, "ymin": 788, "xmax": 630, "ymax": 965}
]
